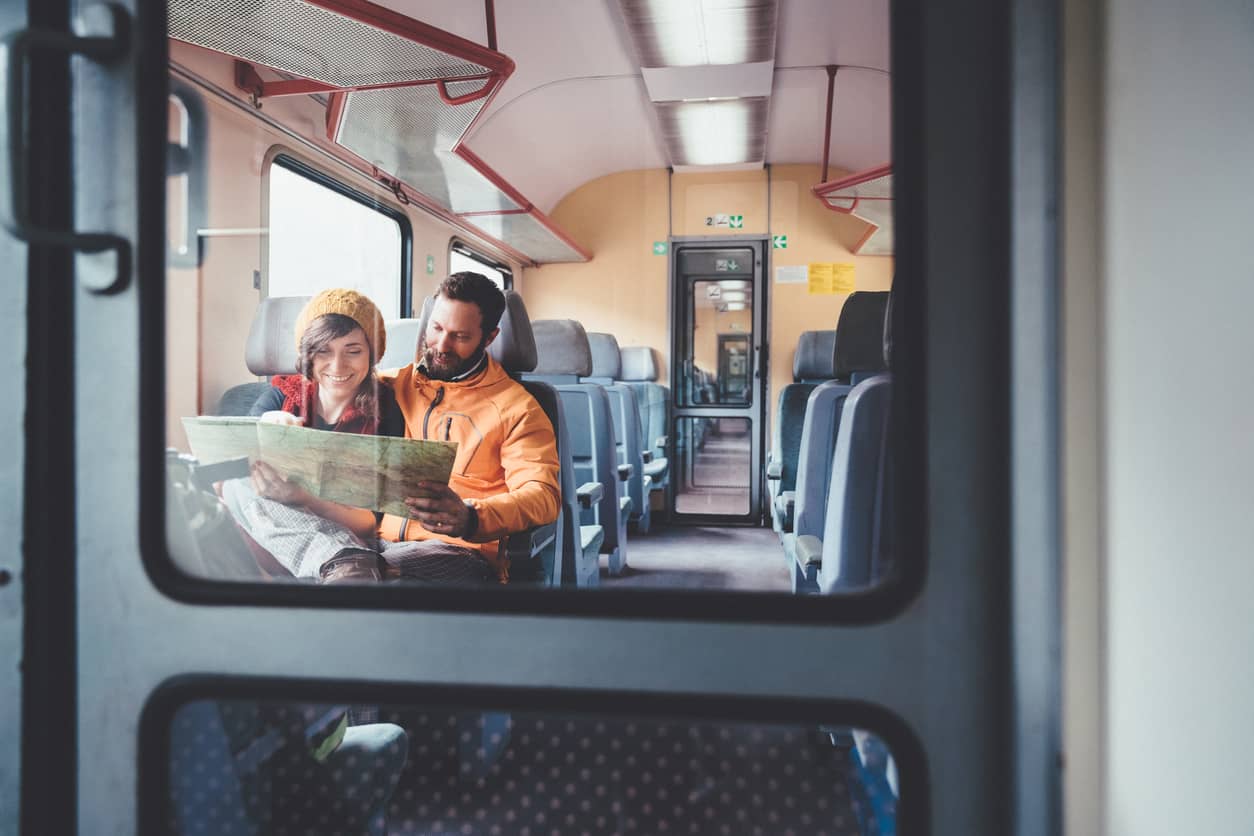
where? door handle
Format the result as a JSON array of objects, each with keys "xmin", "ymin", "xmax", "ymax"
[{"xmin": 0, "ymin": 4, "xmax": 131, "ymax": 293}]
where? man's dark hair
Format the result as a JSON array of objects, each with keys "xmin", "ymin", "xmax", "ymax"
[{"xmin": 438, "ymin": 272, "xmax": 507, "ymax": 334}]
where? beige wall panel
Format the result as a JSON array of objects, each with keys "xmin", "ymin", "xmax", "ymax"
[
  {"xmin": 523, "ymin": 165, "xmax": 893, "ymax": 420},
  {"xmin": 518, "ymin": 170, "xmax": 673, "ymax": 382}
]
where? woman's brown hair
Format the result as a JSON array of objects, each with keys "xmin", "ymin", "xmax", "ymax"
[{"xmin": 296, "ymin": 313, "xmax": 380, "ymax": 420}]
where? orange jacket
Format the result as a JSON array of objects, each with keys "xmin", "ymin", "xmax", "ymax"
[{"xmin": 378, "ymin": 355, "xmax": 561, "ymax": 581}]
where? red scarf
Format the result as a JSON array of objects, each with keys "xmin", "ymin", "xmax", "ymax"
[{"xmin": 271, "ymin": 375, "xmax": 379, "ymax": 435}]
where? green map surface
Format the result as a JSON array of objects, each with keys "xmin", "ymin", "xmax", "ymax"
[{"xmin": 182, "ymin": 416, "xmax": 458, "ymax": 516}]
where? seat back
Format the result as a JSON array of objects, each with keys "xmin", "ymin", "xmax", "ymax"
[
  {"xmin": 769, "ymin": 330, "xmax": 838, "ymax": 523},
  {"xmin": 485, "ymin": 292, "xmax": 575, "ymax": 586},
  {"xmin": 586, "ymin": 333, "xmax": 649, "ymax": 529},
  {"xmin": 216, "ymin": 295, "xmax": 311, "ymax": 415},
  {"xmin": 527, "ymin": 319, "xmax": 626, "ymax": 569},
  {"xmin": 817, "ymin": 289, "xmax": 896, "ymax": 593},
  {"xmin": 788, "ymin": 297, "xmax": 889, "ymax": 539},
  {"xmin": 378, "ymin": 317, "xmax": 423, "ymax": 370},
  {"xmin": 619, "ymin": 346, "xmax": 669, "ymax": 464}
]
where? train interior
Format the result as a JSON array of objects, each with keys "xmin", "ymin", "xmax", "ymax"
[{"xmin": 156, "ymin": 0, "xmax": 905, "ymax": 832}]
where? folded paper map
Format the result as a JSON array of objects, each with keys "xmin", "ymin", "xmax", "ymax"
[{"xmin": 182, "ymin": 416, "xmax": 458, "ymax": 517}]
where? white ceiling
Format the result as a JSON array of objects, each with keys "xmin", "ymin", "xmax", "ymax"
[{"xmin": 369, "ymin": 0, "xmax": 891, "ymax": 212}]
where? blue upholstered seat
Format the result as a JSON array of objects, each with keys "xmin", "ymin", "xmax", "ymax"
[
  {"xmin": 585, "ymin": 332, "xmax": 653, "ymax": 535},
  {"xmin": 768, "ymin": 329, "xmax": 837, "ymax": 535},
  {"xmin": 529, "ymin": 319, "xmax": 629, "ymax": 580},
  {"xmin": 793, "ymin": 290, "xmax": 894, "ymax": 595}
]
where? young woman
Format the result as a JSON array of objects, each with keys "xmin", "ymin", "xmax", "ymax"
[{"xmin": 222, "ymin": 288, "xmax": 405, "ymax": 583}]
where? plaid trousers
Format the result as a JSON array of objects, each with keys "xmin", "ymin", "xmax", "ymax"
[{"xmin": 220, "ymin": 478, "xmax": 495, "ymax": 584}]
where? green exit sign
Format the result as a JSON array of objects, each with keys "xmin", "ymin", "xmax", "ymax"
[{"xmin": 652, "ymin": 241, "xmax": 668, "ymax": 255}]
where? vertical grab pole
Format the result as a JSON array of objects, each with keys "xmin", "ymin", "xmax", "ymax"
[
  {"xmin": 485, "ymin": 0, "xmax": 497, "ymax": 51},
  {"xmin": 821, "ymin": 65, "xmax": 838, "ymax": 183}
]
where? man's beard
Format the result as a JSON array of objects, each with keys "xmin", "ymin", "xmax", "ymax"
[{"xmin": 420, "ymin": 341, "xmax": 488, "ymax": 381}]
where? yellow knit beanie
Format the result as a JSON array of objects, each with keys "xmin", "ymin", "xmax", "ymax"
[{"xmin": 293, "ymin": 289, "xmax": 387, "ymax": 361}]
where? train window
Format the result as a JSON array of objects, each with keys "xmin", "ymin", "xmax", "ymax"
[
  {"xmin": 153, "ymin": 692, "xmax": 905, "ymax": 836},
  {"xmin": 266, "ymin": 156, "xmax": 411, "ymax": 318},
  {"xmin": 449, "ymin": 240, "xmax": 513, "ymax": 289}
]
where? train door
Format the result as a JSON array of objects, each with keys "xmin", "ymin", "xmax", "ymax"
[
  {"xmin": 4, "ymin": 0, "xmax": 1063, "ymax": 833},
  {"xmin": 670, "ymin": 239, "xmax": 768, "ymax": 524}
]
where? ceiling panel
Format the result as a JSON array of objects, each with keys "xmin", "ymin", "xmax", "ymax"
[
  {"xmin": 465, "ymin": 75, "xmax": 668, "ymax": 213},
  {"xmin": 774, "ymin": 0, "xmax": 889, "ymax": 72},
  {"xmin": 765, "ymin": 66, "xmax": 890, "ymax": 170}
]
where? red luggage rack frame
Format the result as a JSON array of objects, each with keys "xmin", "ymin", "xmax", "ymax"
[
  {"xmin": 812, "ymin": 163, "xmax": 893, "ymax": 255},
  {"xmin": 168, "ymin": 0, "xmax": 590, "ymax": 265}
]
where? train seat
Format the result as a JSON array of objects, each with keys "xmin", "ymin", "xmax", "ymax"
[
  {"xmin": 767, "ymin": 329, "xmax": 837, "ymax": 536},
  {"xmin": 215, "ymin": 295, "xmax": 311, "ymax": 415},
  {"xmin": 781, "ymin": 293, "xmax": 889, "ymax": 587},
  {"xmin": 377, "ymin": 317, "xmax": 423, "ymax": 370},
  {"xmin": 619, "ymin": 346, "xmax": 670, "ymax": 494},
  {"xmin": 794, "ymin": 291, "xmax": 894, "ymax": 595},
  {"xmin": 585, "ymin": 333, "xmax": 652, "ymax": 534},
  {"xmin": 528, "ymin": 319, "xmax": 629, "ymax": 579}
]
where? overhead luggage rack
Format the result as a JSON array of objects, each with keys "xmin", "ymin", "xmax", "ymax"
[
  {"xmin": 812, "ymin": 164, "xmax": 894, "ymax": 256},
  {"xmin": 168, "ymin": 0, "xmax": 591, "ymax": 265}
]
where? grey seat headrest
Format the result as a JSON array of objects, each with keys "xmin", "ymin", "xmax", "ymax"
[
  {"xmin": 378, "ymin": 318, "xmax": 423, "ymax": 369},
  {"xmin": 619, "ymin": 346, "xmax": 659, "ymax": 382},
  {"xmin": 490, "ymin": 291, "xmax": 539, "ymax": 373},
  {"xmin": 245, "ymin": 295, "xmax": 311, "ymax": 376},
  {"xmin": 792, "ymin": 330, "xmax": 837, "ymax": 381},
  {"xmin": 531, "ymin": 319, "xmax": 593, "ymax": 377},
  {"xmin": 586, "ymin": 332, "xmax": 622, "ymax": 380},
  {"xmin": 834, "ymin": 291, "xmax": 891, "ymax": 378},
  {"xmin": 412, "ymin": 290, "xmax": 537, "ymax": 374}
]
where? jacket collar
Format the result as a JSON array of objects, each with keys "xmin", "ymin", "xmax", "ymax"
[{"xmin": 412, "ymin": 352, "xmax": 507, "ymax": 390}]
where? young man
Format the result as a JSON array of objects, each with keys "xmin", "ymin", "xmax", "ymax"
[{"xmin": 374, "ymin": 272, "xmax": 561, "ymax": 583}]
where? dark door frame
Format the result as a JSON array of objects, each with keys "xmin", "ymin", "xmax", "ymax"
[{"xmin": 668, "ymin": 235, "xmax": 770, "ymax": 526}]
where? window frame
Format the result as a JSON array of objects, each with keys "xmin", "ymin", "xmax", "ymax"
[
  {"xmin": 448, "ymin": 237, "xmax": 513, "ymax": 290},
  {"xmin": 264, "ymin": 152, "xmax": 414, "ymax": 319}
]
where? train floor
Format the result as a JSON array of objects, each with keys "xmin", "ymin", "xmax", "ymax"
[{"xmin": 600, "ymin": 525, "xmax": 789, "ymax": 593}]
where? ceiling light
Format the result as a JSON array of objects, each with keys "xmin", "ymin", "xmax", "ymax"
[
  {"xmin": 654, "ymin": 97, "xmax": 767, "ymax": 166},
  {"xmin": 722, "ymin": 302, "xmax": 747, "ymax": 311},
  {"xmin": 718, "ymin": 280, "xmax": 750, "ymax": 289},
  {"xmin": 619, "ymin": 0, "xmax": 778, "ymax": 68},
  {"xmin": 719, "ymin": 291, "xmax": 748, "ymax": 303}
]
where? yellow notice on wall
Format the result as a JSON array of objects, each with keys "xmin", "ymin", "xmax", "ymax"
[
  {"xmin": 831, "ymin": 263, "xmax": 856, "ymax": 293},
  {"xmin": 808, "ymin": 263, "xmax": 834, "ymax": 294},
  {"xmin": 807, "ymin": 262, "xmax": 856, "ymax": 294}
]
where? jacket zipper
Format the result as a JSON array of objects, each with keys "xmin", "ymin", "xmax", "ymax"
[
  {"xmin": 444, "ymin": 416, "xmax": 453, "ymax": 441},
  {"xmin": 422, "ymin": 386, "xmax": 445, "ymax": 439}
]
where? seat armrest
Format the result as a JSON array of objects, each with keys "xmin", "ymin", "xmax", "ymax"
[
  {"xmin": 765, "ymin": 459, "xmax": 783, "ymax": 480},
  {"xmin": 617, "ymin": 463, "xmax": 633, "ymax": 481},
  {"xmin": 576, "ymin": 481, "xmax": 604, "ymax": 509},
  {"xmin": 504, "ymin": 522, "xmax": 557, "ymax": 562},
  {"xmin": 654, "ymin": 434, "xmax": 668, "ymax": 450},
  {"xmin": 774, "ymin": 491, "xmax": 796, "ymax": 532},
  {"xmin": 641, "ymin": 450, "xmax": 653, "ymax": 463},
  {"xmin": 795, "ymin": 534, "xmax": 823, "ymax": 567}
]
